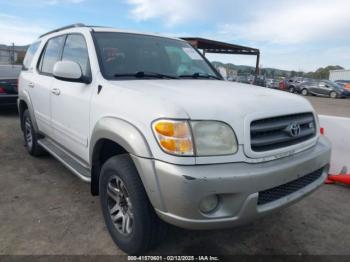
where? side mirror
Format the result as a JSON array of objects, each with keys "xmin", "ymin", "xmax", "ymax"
[{"xmin": 53, "ymin": 61, "xmax": 86, "ymax": 83}]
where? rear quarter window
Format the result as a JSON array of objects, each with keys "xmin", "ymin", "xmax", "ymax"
[{"xmin": 22, "ymin": 41, "xmax": 41, "ymax": 71}]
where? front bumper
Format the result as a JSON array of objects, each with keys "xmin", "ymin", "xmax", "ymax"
[
  {"xmin": 145, "ymin": 136, "xmax": 331, "ymax": 230},
  {"xmin": 340, "ymin": 92, "xmax": 350, "ymax": 98}
]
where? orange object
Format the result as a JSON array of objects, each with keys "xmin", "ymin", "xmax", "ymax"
[
  {"xmin": 326, "ymin": 174, "xmax": 350, "ymax": 185},
  {"xmin": 155, "ymin": 121, "xmax": 175, "ymax": 136}
]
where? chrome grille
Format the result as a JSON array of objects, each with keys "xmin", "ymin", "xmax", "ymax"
[{"xmin": 250, "ymin": 113, "xmax": 316, "ymax": 152}]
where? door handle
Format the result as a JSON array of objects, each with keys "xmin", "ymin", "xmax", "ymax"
[
  {"xmin": 51, "ymin": 88, "xmax": 61, "ymax": 96},
  {"xmin": 28, "ymin": 82, "xmax": 34, "ymax": 88}
]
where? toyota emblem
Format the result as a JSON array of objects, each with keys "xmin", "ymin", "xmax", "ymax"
[{"xmin": 288, "ymin": 123, "xmax": 301, "ymax": 137}]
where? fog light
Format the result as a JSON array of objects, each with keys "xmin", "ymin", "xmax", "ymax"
[{"xmin": 199, "ymin": 195, "xmax": 219, "ymax": 213}]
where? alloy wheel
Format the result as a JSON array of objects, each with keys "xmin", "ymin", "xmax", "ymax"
[
  {"xmin": 25, "ymin": 119, "xmax": 33, "ymax": 149},
  {"xmin": 107, "ymin": 175, "xmax": 134, "ymax": 235}
]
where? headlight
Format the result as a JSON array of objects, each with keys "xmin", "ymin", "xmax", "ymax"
[
  {"xmin": 191, "ymin": 121, "xmax": 238, "ymax": 155},
  {"xmin": 152, "ymin": 119, "xmax": 237, "ymax": 156}
]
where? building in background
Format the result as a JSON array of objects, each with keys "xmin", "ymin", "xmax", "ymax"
[
  {"xmin": 329, "ymin": 69, "xmax": 350, "ymax": 81},
  {"xmin": 0, "ymin": 44, "xmax": 28, "ymax": 65}
]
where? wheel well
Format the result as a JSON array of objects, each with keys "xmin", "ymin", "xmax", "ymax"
[
  {"xmin": 91, "ymin": 139, "xmax": 128, "ymax": 196},
  {"xmin": 19, "ymin": 100, "xmax": 28, "ymax": 131}
]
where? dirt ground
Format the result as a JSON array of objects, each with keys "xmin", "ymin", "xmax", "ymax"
[{"xmin": 0, "ymin": 96, "xmax": 349, "ymax": 255}]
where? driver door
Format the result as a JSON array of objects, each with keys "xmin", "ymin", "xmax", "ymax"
[
  {"xmin": 50, "ymin": 34, "xmax": 93, "ymax": 162},
  {"xmin": 317, "ymin": 81, "xmax": 330, "ymax": 96}
]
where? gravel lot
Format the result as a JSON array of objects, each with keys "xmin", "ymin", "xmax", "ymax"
[{"xmin": 0, "ymin": 96, "xmax": 349, "ymax": 255}]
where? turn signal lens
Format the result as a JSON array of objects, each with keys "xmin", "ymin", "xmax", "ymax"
[
  {"xmin": 155, "ymin": 122, "xmax": 174, "ymax": 137},
  {"xmin": 153, "ymin": 120, "xmax": 193, "ymax": 155}
]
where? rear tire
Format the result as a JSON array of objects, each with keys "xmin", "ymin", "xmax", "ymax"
[
  {"xmin": 301, "ymin": 89, "xmax": 308, "ymax": 96},
  {"xmin": 288, "ymin": 86, "xmax": 295, "ymax": 93},
  {"xmin": 99, "ymin": 154, "xmax": 167, "ymax": 255},
  {"xmin": 330, "ymin": 91, "xmax": 337, "ymax": 99},
  {"xmin": 22, "ymin": 110, "xmax": 45, "ymax": 156}
]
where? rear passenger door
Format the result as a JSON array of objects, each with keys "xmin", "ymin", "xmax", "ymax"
[
  {"xmin": 30, "ymin": 36, "xmax": 65, "ymax": 136},
  {"xmin": 50, "ymin": 34, "xmax": 93, "ymax": 161}
]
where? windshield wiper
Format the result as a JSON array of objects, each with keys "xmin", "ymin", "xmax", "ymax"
[
  {"xmin": 114, "ymin": 71, "xmax": 178, "ymax": 79},
  {"xmin": 178, "ymin": 72, "xmax": 221, "ymax": 80}
]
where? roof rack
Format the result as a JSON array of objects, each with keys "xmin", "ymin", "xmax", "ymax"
[{"xmin": 39, "ymin": 23, "xmax": 86, "ymax": 38}]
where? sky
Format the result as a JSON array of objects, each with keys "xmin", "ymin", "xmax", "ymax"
[{"xmin": 0, "ymin": 0, "xmax": 349, "ymax": 71}]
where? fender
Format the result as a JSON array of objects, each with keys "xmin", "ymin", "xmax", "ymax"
[
  {"xmin": 89, "ymin": 117, "xmax": 166, "ymax": 210},
  {"xmin": 18, "ymin": 89, "xmax": 40, "ymax": 133},
  {"xmin": 89, "ymin": 117, "xmax": 152, "ymax": 162}
]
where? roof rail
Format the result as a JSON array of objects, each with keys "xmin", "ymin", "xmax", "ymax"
[{"xmin": 39, "ymin": 23, "xmax": 86, "ymax": 38}]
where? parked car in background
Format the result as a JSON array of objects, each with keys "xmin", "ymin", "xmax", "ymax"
[
  {"xmin": 279, "ymin": 78, "xmax": 286, "ymax": 90},
  {"xmin": 236, "ymin": 74, "xmax": 252, "ymax": 84},
  {"xmin": 0, "ymin": 65, "xmax": 21, "ymax": 106},
  {"xmin": 280, "ymin": 77, "xmax": 313, "ymax": 93},
  {"xmin": 254, "ymin": 75, "xmax": 267, "ymax": 87},
  {"xmin": 267, "ymin": 79, "xmax": 280, "ymax": 89},
  {"xmin": 266, "ymin": 78, "xmax": 273, "ymax": 87},
  {"xmin": 335, "ymin": 80, "xmax": 350, "ymax": 91},
  {"xmin": 298, "ymin": 80, "xmax": 350, "ymax": 98}
]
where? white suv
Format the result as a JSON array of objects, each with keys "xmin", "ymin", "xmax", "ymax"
[{"xmin": 18, "ymin": 24, "xmax": 331, "ymax": 254}]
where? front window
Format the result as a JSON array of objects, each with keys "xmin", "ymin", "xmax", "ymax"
[
  {"xmin": 38, "ymin": 35, "xmax": 65, "ymax": 74},
  {"xmin": 93, "ymin": 32, "xmax": 221, "ymax": 80},
  {"xmin": 62, "ymin": 34, "xmax": 91, "ymax": 77}
]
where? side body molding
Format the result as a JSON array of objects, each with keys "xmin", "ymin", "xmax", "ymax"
[{"xmin": 18, "ymin": 89, "xmax": 39, "ymax": 133}]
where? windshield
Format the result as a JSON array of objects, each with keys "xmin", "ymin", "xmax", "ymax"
[{"xmin": 93, "ymin": 32, "xmax": 221, "ymax": 80}]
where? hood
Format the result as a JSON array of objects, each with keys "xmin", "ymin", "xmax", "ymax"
[
  {"xmin": 109, "ymin": 79, "xmax": 314, "ymax": 120},
  {"xmin": 107, "ymin": 79, "xmax": 315, "ymax": 145}
]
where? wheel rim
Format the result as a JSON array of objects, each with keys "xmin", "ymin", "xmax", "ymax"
[
  {"xmin": 330, "ymin": 92, "xmax": 336, "ymax": 98},
  {"xmin": 107, "ymin": 175, "xmax": 133, "ymax": 235},
  {"xmin": 302, "ymin": 90, "xmax": 307, "ymax": 95},
  {"xmin": 25, "ymin": 119, "xmax": 33, "ymax": 149},
  {"xmin": 289, "ymin": 87, "xmax": 294, "ymax": 93}
]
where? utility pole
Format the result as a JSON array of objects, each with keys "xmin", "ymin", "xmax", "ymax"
[{"xmin": 11, "ymin": 42, "xmax": 15, "ymax": 65}]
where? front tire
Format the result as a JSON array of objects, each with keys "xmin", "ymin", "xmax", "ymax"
[
  {"xmin": 301, "ymin": 89, "xmax": 308, "ymax": 96},
  {"xmin": 22, "ymin": 110, "xmax": 45, "ymax": 156},
  {"xmin": 99, "ymin": 155, "xmax": 166, "ymax": 254},
  {"xmin": 330, "ymin": 91, "xmax": 337, "ymax": 99},
  {"xmin": 288, "ymin": 86, "xmax": 295, "ymax": 93}
]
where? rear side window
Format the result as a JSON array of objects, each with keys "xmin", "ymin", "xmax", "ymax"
[
  {"xmin": 38, "ymin": 35, "xmax": 65, "ymax": 74},
  {"xmin": 22, "ymin": 41, "xmax": 40, "ymax": 71},
  {"xmin": 61, "ymin": 34, "xmax": 90, "ymax": 77}
]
